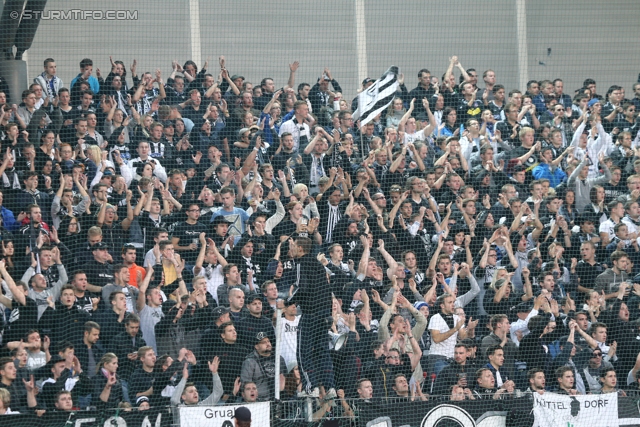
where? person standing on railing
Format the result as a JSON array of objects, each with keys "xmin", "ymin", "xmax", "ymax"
[{"xmin": 288, "ymin": 237, "xmax": 337, "ymax": 401}]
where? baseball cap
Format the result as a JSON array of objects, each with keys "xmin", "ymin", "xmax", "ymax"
[
  {"xmin": 362, "ymin": 77, "xmax": 375, "ymax": 86},
  {"xmin": 514, "ymin": 301, "xmax": 533, "ymax": 313},
  {"xmin": 45, "ymin": 355, "xmax": 65, "ymax": 371},
  {"xmin": 246, "ymin": 294, "xmax": 262, "ymax": 304},
  {"xmin": 255, "ymin": 331, "xmax": 269, "ymax": 343},
  {"xmin": 233, "ymin": 407, "xmax": 251, "ymax": 422},
  {"xmin": 238, "ymin": 127, "xmax": 250, "ymax": 138},
  {"xmin": 212, "ymin": 306, "xmax": 229, "ymax": 320},
  {"xmin": 91, "ymin": 242, "xmax": 110, "ymax": 251},
  {"xmin": 212, "ymin": 216, "xmax": 232, "ymax": 227},
  {"xmin": 230, "ymin": 75, "xmax": 245, "ymax": 81},
  {"xmin": 588, "ymin": 98, "xmax": 601, "ymax": 108}
]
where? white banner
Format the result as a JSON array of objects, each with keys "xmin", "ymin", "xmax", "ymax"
[
  {"xmin": 533, "ymin": 392, "xmax": 619, "ymax": 427},
  {"xmin": 178, "ymin": 402, "xmax": 270, "ymax": 427}
]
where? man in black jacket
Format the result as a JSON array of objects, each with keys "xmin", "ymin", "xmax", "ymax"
[
  {"xmin": 288, "ymin": 237, "xmax": 336, "ymax": 400},
  {"xmin": 236, "ymin": 294, "xmax": 275, "ymax": 349},
  {"xmin": 109, "ymin": 314, "xmax": 146, "ymax": 384},
  {"xmin": 309, "ymin": 69, "xmax": 342, "ymax": 114},
  {"xmin": 433, "ymin": 343, "xmax": 473, "ymax": 395},
  {"xmin": 74, "ymin": 321, "xmax": 104, "ymax": 379},
  {"xmin": 40, "ymin": 354, "xmax": 92, "ymax": 410},
  {"xmin": 94, "ymin": 291, "xmax": 127, "ymax": 348}
]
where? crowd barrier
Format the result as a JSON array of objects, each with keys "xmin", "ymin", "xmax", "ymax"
[{"xmin": 4, "ymin": 393, "xmax": 640, "ymax": 427}]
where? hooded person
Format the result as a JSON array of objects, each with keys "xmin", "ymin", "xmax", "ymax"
[{"xmin": 518, "ymin": 313, "xmax": 559, "ymax": 372}]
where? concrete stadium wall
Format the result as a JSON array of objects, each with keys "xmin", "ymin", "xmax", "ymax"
[{"xmin": 17, "ymin": 0, "xmax": 640, "ymax": 102}]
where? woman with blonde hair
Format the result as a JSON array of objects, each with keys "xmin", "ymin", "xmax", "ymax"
[
  {"xmin": 92, "ymin": 353, "xmax": 123, "ymax": 407},
  {"xmin": 131, "ymin": 113, "xmax": 153, "ymax": 144},
  {"xmin": 0, "ymin": 388, "xmax": 18, "ymax": 414},
  {"xmin": 292, "ymin": 183, "xmax": 319, "ymax": 219},
  {"xmin": 76, "ymin": 144, "xmax": 105, "ymax": 184}
]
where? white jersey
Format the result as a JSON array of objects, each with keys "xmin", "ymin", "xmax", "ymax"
[{"xmin": 280, "ymin": 315, "xmax": 300, "ymax": 371}]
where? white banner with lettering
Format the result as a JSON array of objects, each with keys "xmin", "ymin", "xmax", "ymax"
[
  {"xmin": 178, "ymin": 402, "xmax": 270, "ymax": 427},
  {"xmin": 533, "ymin": 392, "xmax": 619, "ymax": 427}
]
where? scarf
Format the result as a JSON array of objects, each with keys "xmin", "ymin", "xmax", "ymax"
[{"xmin": 441, "ymin": 313, "xmax": 455, "ymax": 330}]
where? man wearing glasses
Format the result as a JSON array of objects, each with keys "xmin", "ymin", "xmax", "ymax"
[{"xmin": 579, "ymin": 348, "xmax": 612, "ymax": 394}]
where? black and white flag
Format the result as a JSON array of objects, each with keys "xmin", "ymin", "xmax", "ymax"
[{"xmin": 352, "ymin": 66, "xmax": 399, "ymax": 126}]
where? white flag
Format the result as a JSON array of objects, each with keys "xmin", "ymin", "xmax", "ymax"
[{"xmin": 352, "ymin": 66, "xmax": 399, "ymax": 127}]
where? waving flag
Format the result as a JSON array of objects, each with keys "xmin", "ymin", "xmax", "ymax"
[{"xmin": 352, "ymin": 66, "xmax": 399, "ymax": 126}]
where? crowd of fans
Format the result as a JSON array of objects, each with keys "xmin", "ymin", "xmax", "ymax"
[{"xmin": 0, "ymin": 52, "xmax": 639, "ymax": 423}]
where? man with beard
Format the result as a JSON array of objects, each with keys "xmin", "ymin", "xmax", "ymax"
[
  {"xmin": 428, "ymin": 293, "xmax": 476, "ymax": 376},
  {"xmin": 433, "ymin": 343, "xmax": 473, "ymax": 395},
  {"xmin": 240, "ymin": 334, "xmax": 286, "ymax": 401}
]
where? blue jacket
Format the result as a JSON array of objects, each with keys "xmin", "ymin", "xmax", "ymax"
[
  {"xmin": 1, "ymin": 206, "xmax": 19, "ymax": 231},
  {"xmin": 532, "ymin": 163, "xmax": 566, "ymax": 188},
  {"xmin": 533, "ymin": 94, "xmax": 546, "ymax": 113},
  {"xmin": 71, "ymin": 74, "xmax": 100, "ymax": 94}
]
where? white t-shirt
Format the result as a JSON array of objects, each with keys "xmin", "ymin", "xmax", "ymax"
[
  {"xmin": 403, "ymin": 129, "xmax": 427, "ymax": 145},
  {"xmin": 193, "ymin": 264, "xmax": 224, "ymax": 305},
  {"xmin": 428, "ymin": 313, "xmax": 461, "ymax": 358},
  {"xmin": 280, "ymin": 315, "xmax": 300, "ymax": 371},
  {"xmin": 599, "ymin": 219, "xmax": 618, "ymax": 241}
]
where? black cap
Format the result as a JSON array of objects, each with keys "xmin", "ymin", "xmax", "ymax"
[
  {"xmin": 514, "ymin": 301, "xmax": 533, "ymax": 313},
  {"xmin": 161, "ymin": 120, "xmax": 175, "ymax": 128},
  {"xmin": 212, "ymin": 306, "xmax": 229, "ymax": 320},
  {"xmin": 233, "ymin": 406, "xmax": 251, "ymax": 422},
  {"xmin": 161, "ymin": 299, "xmax": 178, "ymax": 315},
  {"xmin": 255, "ymin": 331, "xmax": 269, "ymax": 343},
  {"xmin": 362, "ymin": 77, "xmax": 375, "ymax": 86},
  {"xmin": 184, "ymin": 160, "xmax": 198, "ymax": 170},
  {"xmin": 91, "ymin": 242, "xmax": 110, "ymax": 251},
  {"xmin": 212, "ymin": 216, "xmax": 232, "ymax": 226},
  {"xmin": 246, "ymin": 294, "xmax": 262, "ymax": 304},
  {"xmin": 45, "ymin": 355, "xmax": 65, "ymax": 371}
]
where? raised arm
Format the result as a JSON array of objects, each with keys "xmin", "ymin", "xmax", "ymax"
[
  {"xmin": 377, "ymin": 239, "xmax": 398, "ymax": 273},
  {"xmin": 397, "ymin": 98, "xmax": 416, "ymax": 134},
  {"xmin": 262, "ymin": 89, "xmax": 284, "ymax": 114},
  {"xmin": 286, "ymin": 61, "xmax": 299, "ymax": 90},
  {"xmin": 389, "ymin": 145, "xmax": 408, "ymax": 173},
  {"xmin": 0, "ymin": 259, "xmax": 24, "ymax": 306},
  {"xmin": 137, "ymin": 266, "xmax": 154, "ymax": 313}
]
